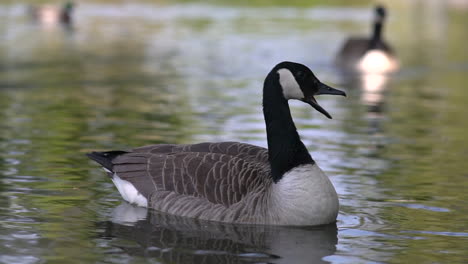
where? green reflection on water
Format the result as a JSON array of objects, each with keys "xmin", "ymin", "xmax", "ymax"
[
  {"xmin": 1, "ymin": 1, "xmax": 468, "ymax": 264},
  {"xmin": 375, "ymin": 69, "xmax": 468, "ymax": 263},
  {"xmin": 1, "ymin": 8, "xmax": 197, "ymax": 261}
]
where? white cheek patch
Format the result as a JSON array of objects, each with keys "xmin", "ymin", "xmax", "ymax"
[{"xmin": 277, "ymin": 68, "xmax": 304, "ymax": 100}]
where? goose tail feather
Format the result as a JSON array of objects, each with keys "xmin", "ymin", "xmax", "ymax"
[{"xmin": 86, "ymin": 151, "xmax": 127, "ymax": 174}]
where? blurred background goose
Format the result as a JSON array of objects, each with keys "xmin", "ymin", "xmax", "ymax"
[
  {"xmin": 87, "ymin": 61, "xmax": 346, "ymax": 226},
  {"xmin": 28, "ymin": 1, "xmax": 74, "ymax": 26},
  {"xmin": 335, "ymin": 5, "xmax": 399, "ymax": 74}
]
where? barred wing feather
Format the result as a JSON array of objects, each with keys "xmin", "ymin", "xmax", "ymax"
[{"xmin": 111, "ymin": 142, "xmax": 271, "ymax": 208}]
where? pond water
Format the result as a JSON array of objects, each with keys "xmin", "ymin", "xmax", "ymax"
[{"xmin": 1, "ymin": 1, "xmax": 468, "ymax": 263}]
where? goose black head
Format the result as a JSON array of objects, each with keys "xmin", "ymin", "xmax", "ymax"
[
  {"xmin": 63, "ymin": 1, "xmax": 74, "ymax": 12},
  {"xmin": 61, "ymin": 1, "xmax": 75, "ymax": 24},
  {"xmin": 273, "ymin": 61, "xmax": 346, "ymax": 119},
  {"xmin": 375, "ymin": 5, "xmax": 386, "ymax": 21}
]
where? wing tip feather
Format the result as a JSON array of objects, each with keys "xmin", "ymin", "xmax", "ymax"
[{"xmin": 86, "ymin": 150, "xmax": 127, "ymax": 172}]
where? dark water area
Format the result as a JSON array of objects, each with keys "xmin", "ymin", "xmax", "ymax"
[{"xmin": 1, "ymin": 1, "xmax": 468, "ymax": 263}]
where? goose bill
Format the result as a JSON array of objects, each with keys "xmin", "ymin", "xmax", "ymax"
[
  {"xmin": 316, "ymin": 83, "xmax": 346, "ymax": 96},
  {"xmin": 303, "ymin": 83, "xmax": 346, "ymax": 119},
  {"xmin": 304, "ymin": 96, "xmax": 333, "ymax": 119}
]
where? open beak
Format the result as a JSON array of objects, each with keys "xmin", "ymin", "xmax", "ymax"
[{"xmin": 303, "ymin": 83, "xmax": 346, "ymax": 119}]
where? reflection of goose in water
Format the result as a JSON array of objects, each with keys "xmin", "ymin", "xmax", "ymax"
[
  {"xmin": 338, "ymin": 72, "xmax": 390, "ymax": 142},
  {"xmin": 28, "ymin": 1, "xmax": 74, "ymax": 27},
  {"xmin": 335, "ymin": 5, "xmax": 399, "ymax": 74},
  {"xmin": 358, "ymin": 73, "xmax": 389, "ymax": 114},
  {"xmin": 99, "ymin": 203, "xmax": 338, "ymax": 264},
  {"xmin": 88, "ymin": 62, "xmax": 346, "ymax": 226}
]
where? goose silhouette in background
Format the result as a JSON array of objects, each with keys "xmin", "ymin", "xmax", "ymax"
[
  {"xmin": 28, "ymin": 1, "xmax": 74, "ymax": 27},
  {"xmin": 87, "ymin": 61, "xmax": 346, "ymax": 226},
  {"xmin": 335, "ymin": 5, "xmax": 399, "ymax": 74}
]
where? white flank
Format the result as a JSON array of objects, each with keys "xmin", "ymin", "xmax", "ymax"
[
  {"xmin": 270, "ymin": 164, "xmax": 339, "ymax": 226},
  {"xmin": 40, "ymin": 7, "xmax": 60, "ymax": 25},
  {"xmin": 358, "ymin": 50, "xmax": 399, "ymax": 74},
  {"xmin": 111, "ymin": 174, "xmax": 148, "ymax": 207},
  {"xmin": 277, "ymin": 68, "xmax": 304, "ymax": 100}
]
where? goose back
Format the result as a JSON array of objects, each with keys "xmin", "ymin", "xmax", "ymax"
[
  {"xmin": 105, "ymin": 142, "xmax": 276, "ymax": 223},
  {"xmin": 336, "ymin": 37, "xmax": 395, "ymax": 70},
  {"xmin": 28, "ymin": 2, "xmax": 74, "ymax": 26}
]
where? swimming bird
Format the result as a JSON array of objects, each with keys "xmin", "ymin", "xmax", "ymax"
[
  {"xmin": 87, "ymin": 61, "xmax": 346, "ymax": 226},
  {"xmin": 28, "ymin": 1, "xmax": 74, "ymax": 26},
  {"xmin": 335, "ymin": 5, "xmax": 399, "ymax": 74}
]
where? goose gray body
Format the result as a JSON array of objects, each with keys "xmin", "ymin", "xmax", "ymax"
[
  {"xmin": 28, "ymin": 1, "xmax": 74, "ymax": 26},
  {"xmin": 111, "ymin": 142, "xmax": 271, "ymax": 221},
  {"xmin": 88, "ymin": 61, "xmax": 345, "ymax": 226},
  {"xmin": 336, "ymin": 38, "xmax": 394, "ymax": 68}
]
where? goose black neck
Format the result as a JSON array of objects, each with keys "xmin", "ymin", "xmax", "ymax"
[
  {"xmin": 262, "ymin": 71, "xmax": 314, "ymax": 183},
  {"xmin": 61, "ymin": 3, "xmax": 73, "ymax": 24},
  {"xmin": 370, "ymin": 20, "xmax": 383, "ymax": 49}
]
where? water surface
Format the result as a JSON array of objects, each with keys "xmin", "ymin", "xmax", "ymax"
[{"xmin": 1, "ymin": 1, "xmax": 468, "ymax": 263}]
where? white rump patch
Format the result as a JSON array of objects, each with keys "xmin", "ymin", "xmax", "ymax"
[
  {"xmin": 277, "ymin": 68, "xmax": 304, "ymax": 100},
  {"xmin": 111, "ymin": 174, "xmax": 148, "ymax": 207},
  {"xmin": 358, "ymin": 50, "xmax": 399, "ymax": 74}
]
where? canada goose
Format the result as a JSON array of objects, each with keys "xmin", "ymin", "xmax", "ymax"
[
  {"xmin": 28, "ymin": 1, "xmax": 74, "ymax": 26},
  {"xmin": 335, "ymin": 5, "xmax": 399, "ymax": 74},
  {"xmin": 87, "ymin": 61, "xmax": 346, "ymax": 226}
]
